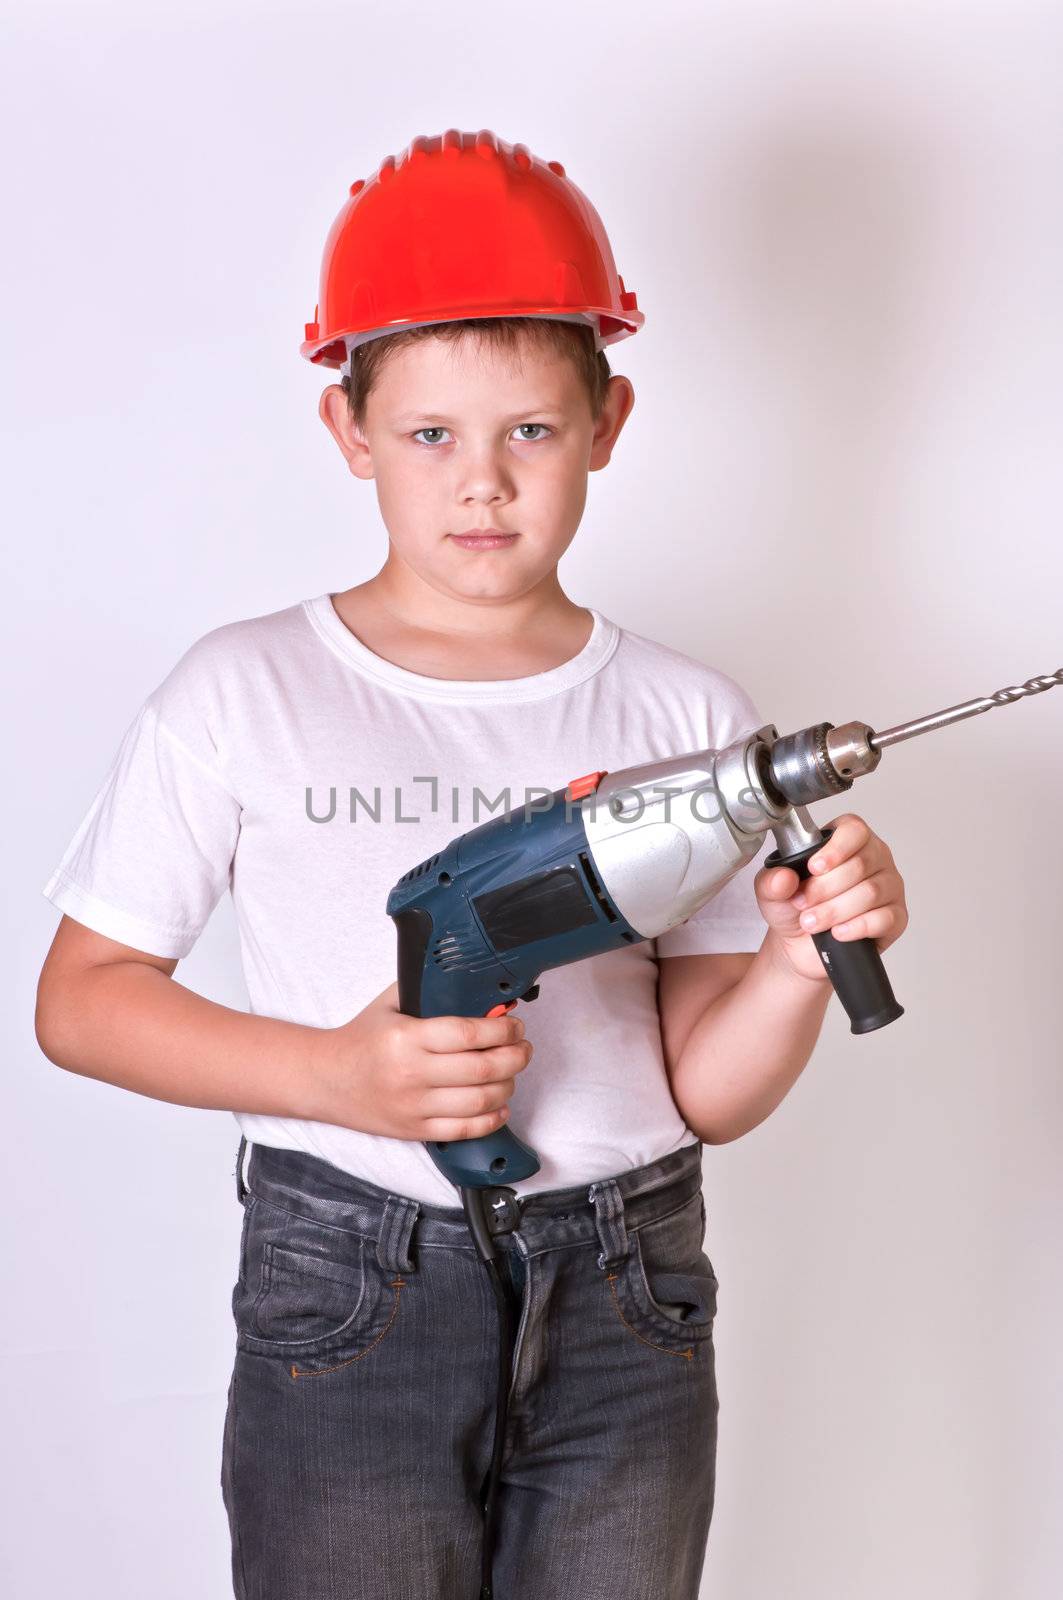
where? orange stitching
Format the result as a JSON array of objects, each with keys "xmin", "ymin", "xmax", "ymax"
[
  {"xmin": 289, "ymin": 1277, "xmax": 407, "ymax": 1380},
  {"xmin": 605, "ymin": 1272, "xmax": 693, "ymax": 1362}
]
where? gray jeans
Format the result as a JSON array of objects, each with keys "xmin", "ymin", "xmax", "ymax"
[{"xmin": 221, "ymin": 1136, "xmax": 720, "ymax": 1599}]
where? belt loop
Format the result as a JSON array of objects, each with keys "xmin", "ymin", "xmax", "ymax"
[
  {"xmin": 588, "ymin": 1177, "xmax": 629, "ymax": 1270},
  {"xmin": 235, "ymin": 1135, "xmax": 249, "ymax": 1204},
  {"xmin": 377, "ymin": 1194, "xmax": 420, "ymax": 1273}
]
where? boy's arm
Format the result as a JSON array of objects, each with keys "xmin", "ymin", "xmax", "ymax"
[
  {"xmin": 36, "ymin": 915, "xmax": 533, "ymax": 1148},
  {"xmin": 658, "ymin": 812, "xmax": 909, "ymax": 1144},
  {"xmin": 36, "ymin": 915, "xmax": 331, "ymax": 1120},
  {"xmin": 658, "ymin": 939, "xmax": 832, "ymax": 1145}
]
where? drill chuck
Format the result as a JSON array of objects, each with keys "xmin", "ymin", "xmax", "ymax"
[{"xmin": 767, "ymin": 721, "xmax": 882, "ymax": 808}]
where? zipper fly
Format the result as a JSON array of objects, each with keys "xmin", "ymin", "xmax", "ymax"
[{"xmin": 507, "ymin": 1231, "xmax": 532, "ymax": 1406}]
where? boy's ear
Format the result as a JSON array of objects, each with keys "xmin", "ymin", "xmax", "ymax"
[
  {"xmin": 588, "ymin": 375, "xmax": 635, "ymax": 472},
  {"xmin": 318, "ymin": 385, "xmax": 375, "ymax": 480}
]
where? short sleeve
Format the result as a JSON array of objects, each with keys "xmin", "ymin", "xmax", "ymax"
[
  {"xmin": 654, "ymin": 677, "xmax": 768, "ymax": 959},
  {"xmin": 42, "ymin": 700, "xmax": 241, "ymax": 959}
]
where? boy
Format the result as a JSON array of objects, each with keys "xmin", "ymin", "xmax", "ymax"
[{"xmin": 35, "ymin": 130, "xmax": 908, "ymax": 1600}]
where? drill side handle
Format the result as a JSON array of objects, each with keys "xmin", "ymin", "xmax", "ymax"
[
  {"xmin": 392, "ymin": 907, "xmax": 542, "ymax": 1189},
  {"xmin": 764, "ymin": 827, "xmax": 905, "ymax": 1034}
]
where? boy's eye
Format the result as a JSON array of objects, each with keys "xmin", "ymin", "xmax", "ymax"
[{"xmin": 410, "ymin": 423, "xmax": 553, "ymax": 447}]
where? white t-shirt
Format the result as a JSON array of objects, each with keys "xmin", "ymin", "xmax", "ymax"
[{"xmin": 43, "ymin": 596, "xmax": 768, "ymax": 1206}]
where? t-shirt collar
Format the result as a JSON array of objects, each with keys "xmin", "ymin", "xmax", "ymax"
[{"xmin": 302, "ymin": 594, "xmax": 620, "ymax": 704}]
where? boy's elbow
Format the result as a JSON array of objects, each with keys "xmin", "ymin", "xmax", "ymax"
[
  {"xmin": 35, "ymin": 974, "xmax": 78, "ymax": 1069},
  {"xmin": 35, "ymin": 920, "xmax": 175, "ymax": 1070},
  {"xmin": 35, "ymin": 950, "xmax": 96, "ymax": 1071},
  {"xmin": 35, "ymin": 916, "xmax": 139, "ymax": 1070},
  {"xmin": 698, "ymin": 1124, "xmax": 739, "ymax": 1146}
]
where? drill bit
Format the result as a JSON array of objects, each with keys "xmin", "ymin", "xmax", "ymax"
[
  {"xmin": 868, "ymin": 667, "xmax": 1063, "ymax": 751},
  {"xmin": 769, "ymin": 665, "xmax": 1063, "ymax": 806}
]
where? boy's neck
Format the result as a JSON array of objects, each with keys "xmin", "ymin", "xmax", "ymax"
[{"xmin": 330, "ymin": 566, "xmax": 594, "ymax": 682}]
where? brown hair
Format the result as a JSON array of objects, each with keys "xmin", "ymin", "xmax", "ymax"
[{"xmin": 339, "ymin": 316, "xmax": 612, "ymax": 431}]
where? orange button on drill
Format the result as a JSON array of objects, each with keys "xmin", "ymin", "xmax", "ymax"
[
  {"xmin": 564, "ymin": 770, "xmax": 608, "ymax": 802},
  {"xmin": 485, "ymin": 1002, "xmax": 518, "ymax": 1018}
]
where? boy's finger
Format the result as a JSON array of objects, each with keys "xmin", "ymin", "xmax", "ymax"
[
  {"xmin": 759, "ymin": 866, "xmax": 801, "ymax": 897},
  {"xmin": 420, "ymin": 1012, "xmax": 525, "ymax": 1053},
  {"xmin": 808, "ymin": 813, "xmax": 871, "ymax": 874}
]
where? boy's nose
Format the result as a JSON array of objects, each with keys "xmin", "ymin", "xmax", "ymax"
[{"xmin": 458, "ymin": 458, "xmax": 514, "ymax": 504}]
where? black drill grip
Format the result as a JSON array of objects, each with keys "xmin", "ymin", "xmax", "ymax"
[
  {"xmin": 764, "ymin": 826, "xmax": 904, "ymax": 1035},
  {"xmin": 391, "ymin": 907, "xmax": 541, "ymax": 1187}
]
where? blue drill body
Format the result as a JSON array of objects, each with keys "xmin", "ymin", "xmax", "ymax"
[{"xmin": 386, "ymin": 785, "xmax": 644, "ymax": 1187}]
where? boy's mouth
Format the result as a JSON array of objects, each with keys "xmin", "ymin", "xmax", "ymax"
[{"xmin": 449, "ymin": 529, "xmax": 520, "ymax": 550}]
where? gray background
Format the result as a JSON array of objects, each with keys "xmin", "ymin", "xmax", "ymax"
[{"xmin": 4, "ymin": 1, "xmax": 1062, "ymax": 1595}]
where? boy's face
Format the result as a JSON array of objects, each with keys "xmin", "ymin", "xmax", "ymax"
[{"xmin": 319, "ymin": 329, "xmax": 634, "ymax": 607}]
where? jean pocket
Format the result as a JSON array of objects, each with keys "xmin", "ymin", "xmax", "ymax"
[
  {"xmin": 250, "ymin": 1241, "xmax": 367, "ymax": 1345},
  {"xmin": 610, "ymin": 1192, "xmax": 719, "ymax": 1352},
  {"xmin": 232, "ymin": 1196, "xmax": 394, "ymax": 1358}
]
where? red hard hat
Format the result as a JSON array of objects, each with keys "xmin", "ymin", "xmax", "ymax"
[{"xmin": 300, "ymin": 128, "xmax": 644, "ymax": 371}]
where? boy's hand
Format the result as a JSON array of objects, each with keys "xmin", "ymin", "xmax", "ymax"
[
  {"xmin": 753, "ymin": 812, "xmax": 909, "ymax": 985},
  {"xmin": 312, "ymin": 981, "xmax": 534, "ymax": 1143}
]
